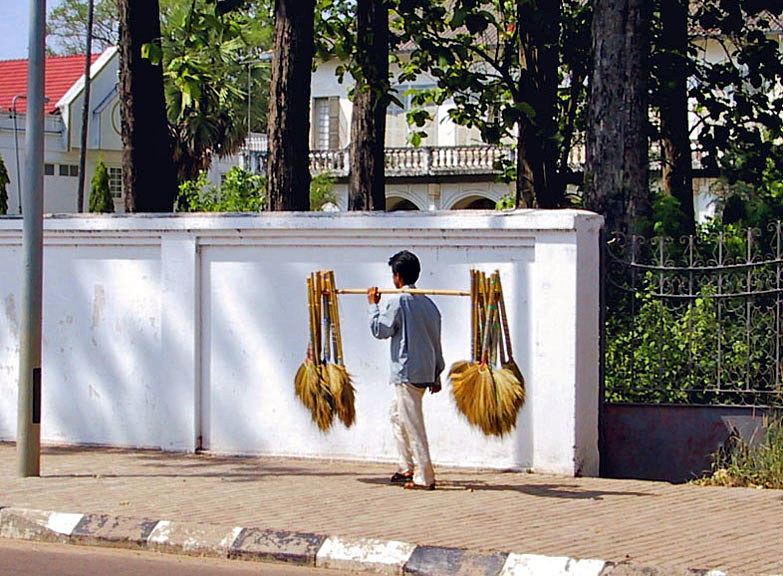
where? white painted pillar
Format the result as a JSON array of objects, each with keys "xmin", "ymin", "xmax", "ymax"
[
  {"xmin": 159, "ymin": 233, "xmax": 200, "ymax": 451},
  {"xmin": 530, "ymin": 224, "xmax": 600, "ymax": 476}
]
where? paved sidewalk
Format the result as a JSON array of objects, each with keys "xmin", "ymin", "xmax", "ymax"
[{"xmin": 0, "ymin": 443, "xmax": 781, "ymax": 575}]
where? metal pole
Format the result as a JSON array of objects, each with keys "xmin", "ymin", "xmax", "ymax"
[{"xmin": 17, "ymin": 0, "xmax": 46, "ymax": 477}]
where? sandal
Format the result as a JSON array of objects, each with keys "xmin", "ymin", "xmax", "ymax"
[
  {"xmin": 403, "ymin": 481, "xmax": 435, "ymax": 491},
  {"xmin": 390, "ymin": 472, "xmax": 413, "ymax": 484}
]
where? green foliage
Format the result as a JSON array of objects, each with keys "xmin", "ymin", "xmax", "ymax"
[
  {"xmin": 160, "ymin": 0, "xmax": 273, "ymax": 183},
  {"xmin": 700, "ymin": 413, "xmax": 783, "ymax": 488},
  {"xmin": 88, "ymin": 158, "xmax": 114, "ymax": 213},
  {"xmin": 495, "ymin": 195, "xmax": 515, "ymax": 210},
  {"xmin": 688, "ymin": 2, "xmax": 783, "ymax": 213},
  {"xmin": 606, "ymin": 216, "xmax": 783, "ymax": 405},
  {"xmin": 309, "ymin": 172, "xmax": 337, "ymax": 211},
  {"xmin": 0, "ymin": 153, "xmax": 9, "ymax": 215},
  {"xmin": 178, "ymin": 167, "xmax": 337, "ymax": 212},
  {"xmin": 177, "ymin": 166, "xmax": 265, "ymax": 212},
  {"xmin": 650, "ymin": 193, "xmax": 689, "ymax": 238}
]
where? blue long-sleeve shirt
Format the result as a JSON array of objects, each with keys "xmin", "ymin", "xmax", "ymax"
[{"xmin": 368, "ymin": 285, "xmax": 445, "ymax": 385}]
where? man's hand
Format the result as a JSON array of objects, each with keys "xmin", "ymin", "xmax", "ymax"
[
  {"xmin": 430, "ymin": 382, "xmax": 441, "ymax": 394},
  {"xmin": 367, "ymin": 286, "xmax": 381, "ymax": 304}
]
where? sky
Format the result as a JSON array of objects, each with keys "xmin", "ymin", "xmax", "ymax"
[{"xmin": 0, "ymin": 0, "xmax": 63, "ymax": 61}]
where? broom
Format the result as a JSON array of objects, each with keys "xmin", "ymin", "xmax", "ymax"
[
  {"xmin": 490, "ymin": 273, "xmax": 525, "ymax": 436},
  {"xmin": 450, "ymin": 272, "xmax": 501, "ymax": 435},
  {"xmin": 448, "ymin": 269, "xmax": 480, "ymax": 380},
  {"xmin": 312, "ymin": 272, "xmax": 335, "ymax": 431},
  {"xmin": 325, "ymin": 270, "xmax": 356, "ymax": 428},
  {"xmin": 295, "ymin": 275, "xmax": 324, "ymax": 420},
  {"xmin": 496, "ymin": 277, "xmax": 525, "ymax": 400}
]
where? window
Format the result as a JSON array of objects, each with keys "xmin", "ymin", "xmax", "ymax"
[
  {"xmin": 312, "ymin": 96, "xmax": 340, "ymax": 150},
  {"xmin": 107, "ymin": 166, "xmax": 122, "ymax": 199},
  {"xmin": 44, "ymin": 163, "xmax": 54, "ymax": 176},
  {"xmin": 58, "ymin": 164, "xmax": 78, "ymax": 177}
]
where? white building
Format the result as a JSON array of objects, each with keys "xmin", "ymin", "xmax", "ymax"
[{"xmin": 0, "ymin": 48, "xmax": 124, "ymax": 214}]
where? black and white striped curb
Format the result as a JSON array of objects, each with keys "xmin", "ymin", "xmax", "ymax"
[{"xmin": 0, "ymin": 507, "xmax": 730, "ymax": 576}]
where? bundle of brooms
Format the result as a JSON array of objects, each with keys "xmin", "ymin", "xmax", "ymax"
[
  {"xmin": 294, "ymin": 270, "xmax": 356, "ymax": 431},
  {"xmin": 449, "ymin": 270, "xmax": 525, "ymax": 437}
]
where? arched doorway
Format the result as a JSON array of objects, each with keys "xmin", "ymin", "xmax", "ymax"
[
  {"xmin": 450, "ymin": 196, "xmax": 497, "ymax": 210},
  {"xmin": 386, "ymin": 197, "xmax": 420, "ymax": 211}
]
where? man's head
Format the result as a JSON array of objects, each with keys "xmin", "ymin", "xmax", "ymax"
[{"xmin": 388, "ymin": 250, "xmax": 421, "ymax": 287}]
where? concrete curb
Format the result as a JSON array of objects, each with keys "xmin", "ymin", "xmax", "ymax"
[{"xmin": 0, "ymin": 507, "xmax": 729, "ymax": 576}]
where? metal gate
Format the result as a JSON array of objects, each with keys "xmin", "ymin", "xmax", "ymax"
[{"xmin": 600, "ymin": 223, "xmax": 783, "ymax": 480}]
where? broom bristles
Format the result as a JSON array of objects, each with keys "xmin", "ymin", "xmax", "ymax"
[
  {"xmin": 492, "ymin": 367, "xmax": 524, "ymax": 437},
  {"xmin": 312, "ymin": 365, "xmax": 335, "ymax": 432},
  {"xmin": 327, "ymin": 363, "xmax": 356, "ymax": 428}
]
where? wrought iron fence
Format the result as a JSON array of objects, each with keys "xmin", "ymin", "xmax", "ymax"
[{"xmin": 605, "ymin": 223, "xmax": 783, "ymax": 406}]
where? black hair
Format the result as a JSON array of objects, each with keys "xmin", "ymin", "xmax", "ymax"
[{"xmin": 388, "ymin": 250, "xmax": 421, "ymax": 285}]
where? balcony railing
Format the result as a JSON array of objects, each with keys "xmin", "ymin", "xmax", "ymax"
[{"xmin": 242, "ymin": 145, "xmax": 513, "ymax": 178}]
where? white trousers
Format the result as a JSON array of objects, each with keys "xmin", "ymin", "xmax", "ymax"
[{"xmin": 390, "ymin": 382, "xmax": 435, "ymax": 486}]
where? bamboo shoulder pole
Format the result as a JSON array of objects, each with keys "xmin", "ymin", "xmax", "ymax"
[{"xmin": 335, "ymin": 288, "xmax": 470, "ymax": 296}]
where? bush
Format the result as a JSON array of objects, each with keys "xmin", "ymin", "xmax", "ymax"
[
  {"xmin": 177, "ymin": 167, "xmax": 265, "ymax": 212},
  {"xmin": 309, "ymin": 172, "xmax": 336, "ymax": 211},
  {"xmin": 699, "ymin": 413, "xmax": 783, "ymax": 489},
  {"xmin": 178, "ymin": 168, "xmax": 338, "ymax": 212},
  {"xmin": 89, "ymin": 158, "xmax": 114, "ymax": 213},
  {"xmin": 0, "ymin": 153, "xmax": 9, "ymax": 215}
]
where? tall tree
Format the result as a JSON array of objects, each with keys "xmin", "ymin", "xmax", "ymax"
[
  {"xmin": 656, "ymin": 0, "xmax": 695, "ymax": 230},
  {"xmin": 266, "ymin": 0, "xmax": 316, "ymax": 211},
  {"xmin": 398, "ymin": 0, "xmax": 582, "ymax": 209},
  {"xmin": 46, "ymin": 0, "xmax": 118, "ymax": 55},
  {"xmin": 584, "ymin": 0, "xmax": 651, "ymax": 234},
  {"xmin": 348, "ymin": 0, "xmax": 389, "ymax": 211},
  {"xmin": 76, "ymin": 0, "xmax": 94, "ymax": 213},
  {"xmin": 118, "ymin": 0, "xmax": 178, "ymax": 212},
  {"xmin": 161, "ymin": 0, "xmax": 272, "ymax": 185}
]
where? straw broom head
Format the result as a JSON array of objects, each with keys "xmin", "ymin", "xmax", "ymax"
[
  {"xmin": 310, "ymin": 365, "xmax": 335, "ymax": 432},
  {"xmin": 492, "ymin": 367, "xmax": 524, "ymax": 436},
  {"xmin": 325, "ymin": 270, "xmax": 356, "ymax": 428},
  {"xmin": 295, "ymin": 357, "xmax": 321, "ymax": 412},
  {"xmin": 328, "ymin": 363, "xmax": 356, "ymax": 428}
]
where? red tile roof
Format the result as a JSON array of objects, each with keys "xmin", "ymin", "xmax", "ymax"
[{"xmin": 0, "ymin": 53, "xmax": 101, "ymax": 115}]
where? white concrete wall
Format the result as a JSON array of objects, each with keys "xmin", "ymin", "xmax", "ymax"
[{"xmin": 0, "ymin": 210, "xmax": 602, "ymax": 476}]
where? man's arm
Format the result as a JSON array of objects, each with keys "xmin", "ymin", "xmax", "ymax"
[
  {"xmin": 431, "ymin": 312, "xmax": 445, "ymax": 394},
  {"xmin": 368, "ymin": 287, "xmax": 399, "ymax": 339}
]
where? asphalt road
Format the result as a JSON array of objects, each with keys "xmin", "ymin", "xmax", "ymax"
[{"xmin": 0, "ymin": 539, "xmax": 363, "ymax": 576}]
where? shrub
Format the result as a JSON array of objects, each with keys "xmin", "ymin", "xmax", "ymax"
[
  {"xmin": 89, "ymin": 158, "xmax": 114, "ymax": 213},
  {"xmin": 177, "ymin": 167, "xmax": 265, "ymax": 212},
  {"xmin": 309, "ymin": 171, "xmax": 336, "ymax": 211},
  {"xmin": 699, "ymin": 413, "xmax": 783, "ymax": 489}
]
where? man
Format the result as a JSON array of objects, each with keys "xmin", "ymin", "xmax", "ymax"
[{"xmin": 367, "ymin": 250, "xmax": 444, "ymax": 490}]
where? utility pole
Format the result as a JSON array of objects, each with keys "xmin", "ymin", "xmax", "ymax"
[{"xmin": 18, "ymin": 0, "xmax": 46, "ymax": 477}]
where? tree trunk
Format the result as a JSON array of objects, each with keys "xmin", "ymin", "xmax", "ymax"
[
  {"xmin": 515, "ymin": 1, "xmax": 561, "ymax": 209},
  {"xmin": 659, "ymin": 0, "xmax": 694, "ymax": 231},
  {"xmin": 349, "ymin": 0, "xmax": 389, "ymax": 211},
  {"xmin": 76, "ymin": 0, "xmax": 94, "ymax": 213},
  {"xmin": 584, "ymin": 0, "xmax": 651, "ymax": 235},
  {"xmin": 118, "ymin": 0, "xmax": 177, "ymax": 212},
  {"xmin": 266, "ymin": 0, "xmax": 315, "ymax": 211}
]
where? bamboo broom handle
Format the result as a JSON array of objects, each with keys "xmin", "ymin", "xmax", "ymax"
[
  {"xmin": 496, "ymin": 275, "xmax": 515, "ymax": 360},
  {"xmin": 307, "ymin": 275, "xmax": 319, "ymax": 366},
  {"xmin": 334, "ymin": 288, "xmax": 470, "ymax": 296},
  {"xmin": 480, "ymin": 276, "xmax": 498, "ymax": 366},
  {"xmin": 328, "ymin": 271, "xmax": 345, "ymax": 365}
]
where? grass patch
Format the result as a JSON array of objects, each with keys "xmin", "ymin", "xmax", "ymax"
[{"xmin": 697, "ymin": 412, "xmax": 783, "ymax": 489}]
